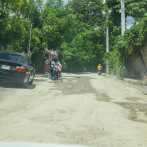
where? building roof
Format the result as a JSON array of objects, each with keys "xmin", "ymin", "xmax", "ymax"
[{"xmin": 44, "ymin": 49, "xmax": 58, "ymax": 56}]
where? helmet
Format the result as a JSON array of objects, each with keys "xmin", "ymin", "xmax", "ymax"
[
  {"xmin": 99, "ymin": 64, "xmax": 101, "ymax": 66},
  {"xmin": 54, "ymin": 57, "xmax": 58, "ymax": 62}
]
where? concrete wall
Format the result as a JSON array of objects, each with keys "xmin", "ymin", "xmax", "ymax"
[
  {"xmin": 126, "ymin": 43, "xmax": 147, "ymax": 79},
  {"xmin": 140, "ymin": 44, "xmax": 147, "ymax": 70}
]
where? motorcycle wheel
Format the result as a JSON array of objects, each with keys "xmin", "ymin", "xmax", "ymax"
[{"xmin": 58, "ymin": 76, "xmax": 62, "ymax": 82}]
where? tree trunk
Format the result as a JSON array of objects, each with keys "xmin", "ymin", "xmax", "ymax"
[
  {"xmin": 0, "ymin": 0, "xmax": 2, "ymax": 15},
  {"xmin": 3, "ymin": 44, "xmax": 7, "ymax": 50},
  {"xmin": 27, "ymin": 45, "xmax": 29, "ymax": 53}
]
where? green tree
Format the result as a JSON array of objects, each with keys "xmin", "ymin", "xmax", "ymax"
[
  {"xmin": 107, "ymin": 0, "xmax": 147, "ymax": 22},
  {"xmin": 41, "ymin": 3, "xmax": 76, "ymax": 50},
  {"xmin": 46, "ymin": 0, "xmax": 64, "ymax": 8},
  {"xmin": 67, "ymin": 0, "xmax": 104, "ymax": 27}
]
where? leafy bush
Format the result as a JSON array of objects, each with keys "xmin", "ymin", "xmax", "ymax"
[{"xmin": 105, "ymin": 16, "xmax": 147, "ymax": 77}]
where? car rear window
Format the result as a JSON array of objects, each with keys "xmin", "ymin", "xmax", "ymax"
[{"xmin": 0, "ymin": 52, "xmax": 25, "ymax": 64}]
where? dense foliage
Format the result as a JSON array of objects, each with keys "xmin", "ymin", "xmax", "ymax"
[
  {"xmin": 59, "ymin": 0, "xmax": 106, "ymax": 72},
  {"xmin": 103, "ymin": 0, "xmax": 147, "ymax": 77},
  {"xmin": 105, "ymin": 15, "xmax": 147, "ymax": 76},
  {"xmin": 0, "ymin": 0, "xmax": 107, "ymax": 73},
  {"xmin": 0, "ymin": 0, "xmax": 146, "ymax": 74}
]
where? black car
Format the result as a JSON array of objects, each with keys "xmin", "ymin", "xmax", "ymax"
[{"xmin": 0, "ymin": 51, "xmax": 35, "ymax": 88}]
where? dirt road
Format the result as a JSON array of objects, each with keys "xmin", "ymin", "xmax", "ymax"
[{"xmin": 0, "ymin": 73, "xmax": 147, "ymax": 147}]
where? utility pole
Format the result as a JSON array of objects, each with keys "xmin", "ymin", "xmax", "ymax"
[
  {"xmin": 106, "ymin": 12, "xmax": 109, "ymax": 74},
  {"xmin": 29, "ymin": 23, "xmax": 32, "ymax": 54},
  {"xmin": 103, "ymin": 0, "xmax": 109, "ymax": 73},
  {"xmin": 0, "ymin": 1, "xmax": 2, "ymax": 50},
  {"xmin": 121, "ymin": 0, "xmax": 125, "ymax": 35}
]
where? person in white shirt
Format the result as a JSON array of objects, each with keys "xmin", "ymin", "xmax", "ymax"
[{"xmin": 51, "ymin": 57, "xmax": 62, "ymax": 79}]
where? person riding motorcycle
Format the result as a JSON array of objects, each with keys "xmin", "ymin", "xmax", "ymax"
[
  {"xmin": 97, "ymin": 64, "xmax": 102, "ymax": 74},
  {"xmin": 51, "ymin": 57, "xmax": 62, "ymax": 79},
  {"xmin": 50, "ymin": 57, "xmax": 54, "ymax": 78}
]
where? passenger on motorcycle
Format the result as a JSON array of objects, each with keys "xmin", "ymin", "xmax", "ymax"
[
  {"xmin": 51, "ymin": 57, "xmax": 62, "ymax": 79},
  {"xmin": 97, "ymin": 64, "xmax": 102, "ymax": 74},
  {"xmin": 50, "ymin": 57, "xmax": 54, "ymax": 78}
]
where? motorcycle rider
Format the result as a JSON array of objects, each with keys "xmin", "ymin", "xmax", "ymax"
[
  {"xmin": 51, "ymin": 57, "xmax": 62, "ymax": 79},
  {"xmin": 50, "ymin": 57, "xmax": 54, "ymax": 78},
  {"xmin": 97, "ymin": 64, "xmax": 102, "ymax": 74}
]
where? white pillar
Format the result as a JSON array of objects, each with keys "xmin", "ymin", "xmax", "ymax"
[
  {"xmin": 121, "ymin": 0, "xmax": 125, "ymax": 35},
  {"xmin": 106, "ymin": 12, "xmax": 109, "ymax": 73}
]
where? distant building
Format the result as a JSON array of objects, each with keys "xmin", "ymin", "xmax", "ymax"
[{"xmin": 44, "ymin": 49, "xmax": 58, "ymax": 72}]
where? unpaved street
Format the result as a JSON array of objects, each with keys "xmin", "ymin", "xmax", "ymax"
[{"xmin": 0, "ymin": 73, "xmax": 147, "ymax": 147}]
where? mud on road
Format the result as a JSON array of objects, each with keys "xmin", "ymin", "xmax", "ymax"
[{"xmin": 0, "ymin": 73, "xmax": 147, "ymax": 147}]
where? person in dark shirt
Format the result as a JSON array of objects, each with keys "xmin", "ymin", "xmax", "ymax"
[{"xmin": 50, "ymin": 57, "xmax": 54, "ymax": 78}]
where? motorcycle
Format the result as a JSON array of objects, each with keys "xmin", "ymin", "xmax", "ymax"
[
  {"xmin": 53, "ymin": 66, "xmax": 62, "ymax": 82},
  {"xmin": 98, "ymin": 70, "xmax": 101, "ymax": 76}
]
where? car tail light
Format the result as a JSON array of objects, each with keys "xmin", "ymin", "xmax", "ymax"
[{"xmin": 14, "ymin": 65, "xmax": 26, "ymax": 72}]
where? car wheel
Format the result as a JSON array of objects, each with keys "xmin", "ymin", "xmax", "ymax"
[
  {"xmin": 22, "ymin": 76, "xmax": 29, "ymax": 88},
  {"xmin": 28, "ymin": 74, "xmax": 34, "ymax": 85}
]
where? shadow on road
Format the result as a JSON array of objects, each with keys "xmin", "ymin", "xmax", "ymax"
[
  {"xmin": 0, "ymin": 82, "xmax": 36, "ymax": 89},
  {"xmin": 74, "ymin": 72, "xmax": 97, "ymax": 75},
  {"xmin": 63, "ymin": 76, "xmax": 81, "ymax": 79},
  {"xmin": 34, "ymin": 79, "xmax": 48, "ymax": 82}
]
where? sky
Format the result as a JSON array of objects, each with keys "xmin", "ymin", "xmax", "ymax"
[
  {"xmin": 126, "ymin": 17, "xmax": 135, "ymax": 29},
  {"xmin": 63, "ymin": 0, "xmax": 68, "ymax": 5},
  {"xmin": 44, "ymin": 0, "xmax": 135, "ymax": 29}
]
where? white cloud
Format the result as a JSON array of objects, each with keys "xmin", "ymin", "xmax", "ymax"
[{"xmin": 126, "ymin": 24, "xmax": 132, "ymax": 29}]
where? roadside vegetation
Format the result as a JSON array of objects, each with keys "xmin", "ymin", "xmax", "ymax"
[
  {"xmin": 104, "ymin": 0, "xmax": 147, "ymax": 79},
  {"xmin": 0, "ymin": 0, "xmax": 147, "ymax": 79}
]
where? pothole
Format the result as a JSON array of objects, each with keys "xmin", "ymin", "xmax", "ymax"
[
  {"xmin": 96, "ymin": 93, "xmax": 112, "ymax": 102},
  {"xmin": 70, "ymin": 80, "xmax": 78, "ymax": 84},
  {"xmin": 54, "ymin": 77, "xmax": 96, "ymax": 95},
  {"xmin": 56, "ymin": 125, "xmax": 109, "ymax": 145},
  {"xmin": 115, "ymin": 102, "xmax": 147, "ymax": 112},
  {"xmin": 115, "ymin": 102, "xmax": 147, "ymax": 123},
  {"xmin": 126, "ymin": 97, "xmax": 140, "ymax": 101}
]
